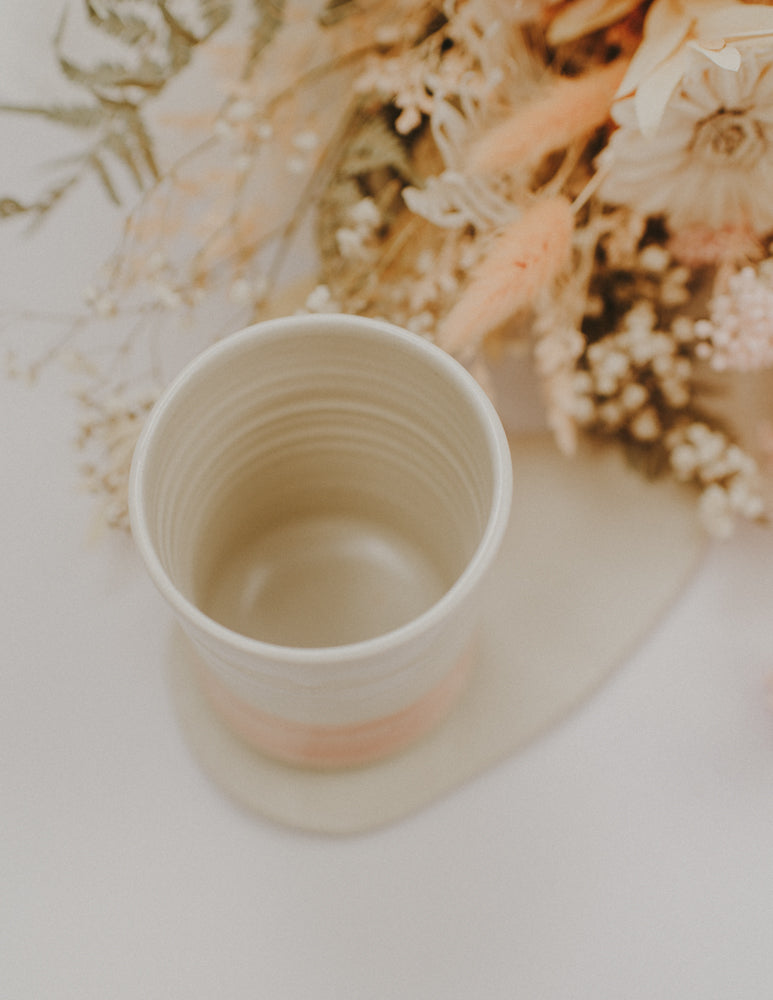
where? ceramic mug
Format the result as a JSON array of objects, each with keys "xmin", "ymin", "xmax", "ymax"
[{"xmin": 129, "ymin": 314, "xmax": 512, "ymax": 767}]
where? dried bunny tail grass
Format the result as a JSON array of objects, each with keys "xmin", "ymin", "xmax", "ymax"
[
  {"xmin": 466, "ymin": 59, "xmax": 629, "ymax": 174},
  {"xmin": 437, "ymin": 195, "xmax": 574, "ymax": 355}
]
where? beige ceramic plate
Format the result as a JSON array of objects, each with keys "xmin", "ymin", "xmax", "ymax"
[{"xmin": 165, "ymin": 433, "xmax": 705, "ymax": 834}]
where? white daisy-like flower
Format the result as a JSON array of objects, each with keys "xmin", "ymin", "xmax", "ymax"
[{"xmin": 598, "ymin": 43, "xmax": 773, "ymax": 231}]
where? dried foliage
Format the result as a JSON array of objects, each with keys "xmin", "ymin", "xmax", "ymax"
[{"xmin": 4, "ymin": 0, "xmax": 773, "ymax": 536}]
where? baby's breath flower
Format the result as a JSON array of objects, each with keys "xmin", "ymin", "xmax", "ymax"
[
  {"xmin": 699, "ymin": 483, "xmax": 735, "ymax": 540},
  {"xmin": 629, "ymin": 406, "xmax": 660, "ymax": 442},
  {"xmin": 77, "ymin": 387, "xmax": 158, "ymax": 532},
  {"xmin": 638, "ymin": 244, "xmax": 670, "ymax": 273},
  {"xmin": 335, "ymin": 227, "xmax": 367, "ymax": 259},
  {"xmin": 620, "ymin": 382, "xmax": 648, "ymax": 412},
  {"xmin": 695, "ymin": 266, "xmax": 773, "ymax": 371},
  {"xmin": 666, "ymin": 421, "xmax": 765, "ymax": 536},
  {"xmin": 152, "ymin": 281, "xmax": 182, "ymax": 309},
  {"xmin": 304, "ymin": 285, "xmax": 340, "ymax": 314},
  {"xmin": 349, "ymin": 198, "xmax": 381, "ymax": 229}
]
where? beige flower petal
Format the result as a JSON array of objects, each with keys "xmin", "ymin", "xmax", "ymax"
[
  {"xmin": 690, "ymin": 40, "xmax": 741, "ymax": 71},
  {"xmin": 698, "ymin": 3, "xmax": 773, "ymax": 47},
  {"xmin": 618, "ymin": 0, "xmax": 773, "ymax": 135},
  {"xmin": 616, "ymin": 0, "xmax": 692, "ymax": 101},
  {"xmin": 632, "ymin": 47, "xmax": 688, "ymax": 137}
]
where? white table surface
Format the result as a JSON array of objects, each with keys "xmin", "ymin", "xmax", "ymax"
[{"xmin": 3, "ymin": 5, "xmax": 773, "ymax": 997}]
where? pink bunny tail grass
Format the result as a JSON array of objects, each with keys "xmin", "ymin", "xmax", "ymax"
[
  {"xmin": 467, "ymin": 60, "xmax": 628, "ymax": 175},
  {"xmin": 437, "ymin": 196, "xmax": 574, "ymax": 355}
]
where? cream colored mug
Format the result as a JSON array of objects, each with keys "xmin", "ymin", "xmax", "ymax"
[{"xmin": 129, "ymin": 314, "xmax": 512, "ymax": 767}]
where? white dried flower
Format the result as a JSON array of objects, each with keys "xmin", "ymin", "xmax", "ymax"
[
  {"xmin": 152, "ymin": 281, "xmax": 182, "ymax": 309},
  {"xmin": 666, "ymin": 420, "xmax": 764, "ymax": 535},
  {"xmin": 620, "ymin": 381, "xmax": 648, "ymax": 412},
  {"xmin": 660, "ymin": 266, "xmax": 691, "ymax": 307},
  {"xmin": 403, "ymin": 171, "xmax": 517, "ymax": 230},
  {"xmin": 348, "ymin": 197, "xmax": 381, "ymax": 229},
  {"xmin": 699, "ymin": 483, "xmax": 735, "ymax": 539},
  {"xmin": 569, "ymin": 391, "xmax": 596, "ymax": 424},
  {"xmin": 77, "ymin": 387, "xmax": 158, "ymax": 532},
  {"xmin": 292, "ymin": 130, "xmax": 319, "ymax": 152},
  {"xmin": 599, "ymin": 46, "xmax": 773, "ymax": 232},
  {"xmin": 406, "ymin": 311, "xmax": 435, "ymax": 334},
  {"xmin": 629, "ymin": 405, "xmax": 661, "ymax": 442},
  {"xmin": 695, "ymin": 266, "xmax": 773, "ymax": 371},
  {"xmin": 638, "ymin": 244, "xmax": 671, "ymax": 273},
  {"xmin": 229, "ymin": 275, "xmax": 268, "ymax": 307},
  {"xmin": 670, "ymin": 441, "xmax": 700, "ymax": 480},
  {"xmin": 304, "ymin": 285, "xmax": 339, "ymax": 313},
  {"xmin": 660, "ymin": 378, "xmax": 690, "ymax": 408},
  {"xmin": 598, "ymin": 399, "xmax": 624, "ymax": 428},
  {"xmin": 534, "ymin": 325, "xmax": 585, "ymax": 375},
  {"xmin": 335, "ymin": 227, "xmax": 368, "ymax": 259}
]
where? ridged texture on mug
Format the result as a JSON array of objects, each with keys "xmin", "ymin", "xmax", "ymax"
[{"xmin": 130, "ymin": 315, "xmax": 511, "ymax": 749}]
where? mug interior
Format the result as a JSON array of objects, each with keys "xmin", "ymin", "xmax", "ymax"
[{"xmin": 137, "ymin": 317, "xmax": 501, "ymax": 650}]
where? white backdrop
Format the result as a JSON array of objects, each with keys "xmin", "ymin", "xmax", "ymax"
[{"xmin": 3, "ymin": 4, "xmax": 773, "ymax": 998}]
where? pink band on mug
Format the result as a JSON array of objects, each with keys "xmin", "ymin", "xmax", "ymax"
[{"xmin": 197, "ymin": 646, "xmax": 474, "ymax": 769}]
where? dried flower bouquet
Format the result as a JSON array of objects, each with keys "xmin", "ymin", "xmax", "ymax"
[{"xmin": 4, "ymin": 0, "xmax": 773, "ymax": 536}]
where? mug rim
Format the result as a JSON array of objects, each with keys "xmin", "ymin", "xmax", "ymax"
[{"xmin": 128, "ymin": 313, "xmax": 513, "ymax": 664}]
